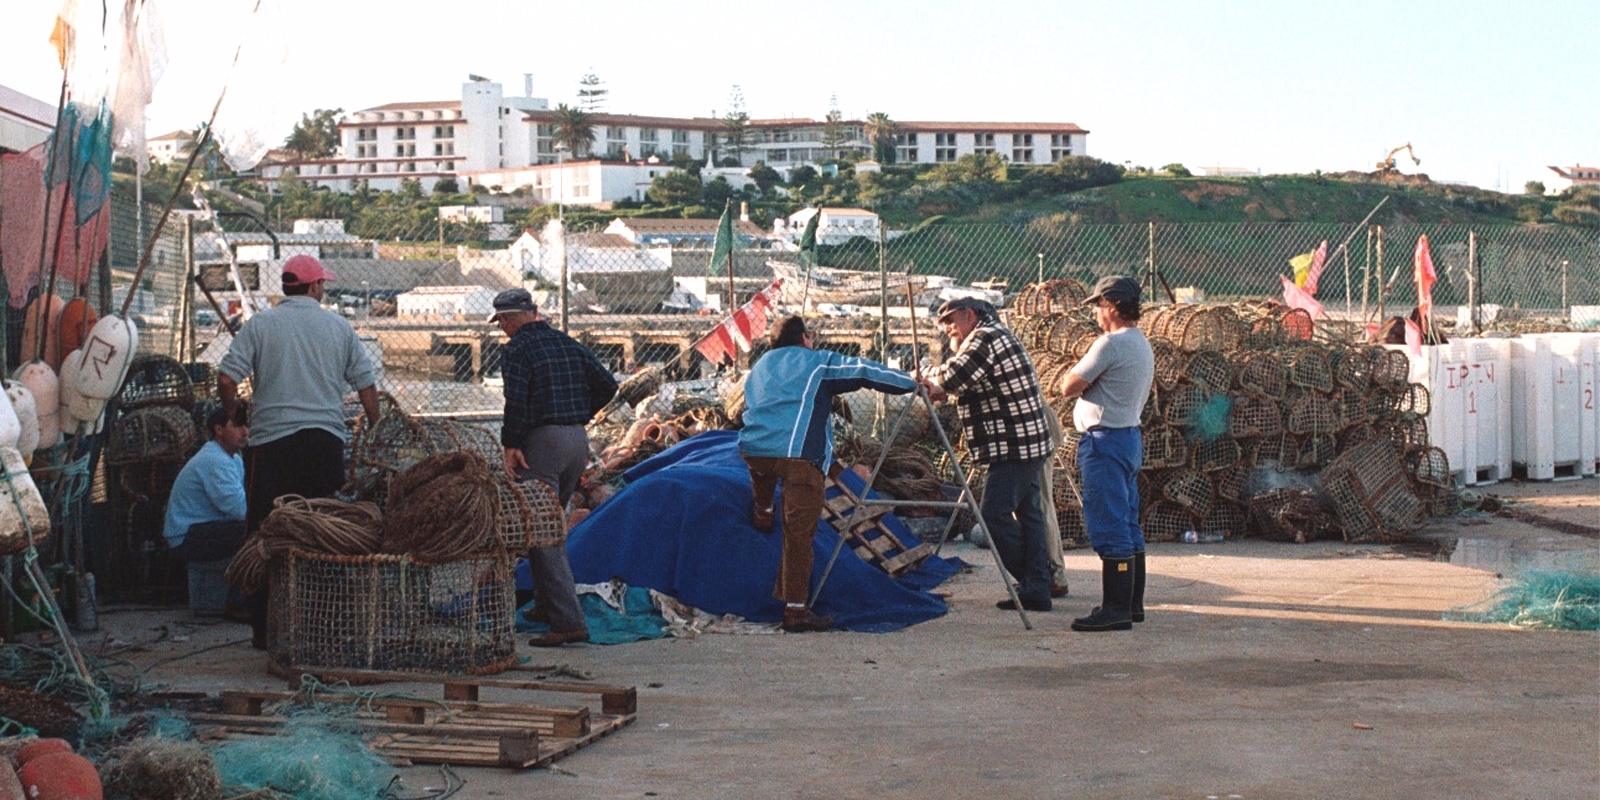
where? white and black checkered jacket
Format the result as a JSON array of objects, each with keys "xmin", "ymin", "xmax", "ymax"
[{"xmin": 927, "ymin": 320, "xmax": 1052, "ymax": 464}]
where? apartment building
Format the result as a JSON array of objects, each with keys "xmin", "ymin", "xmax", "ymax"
[{"xmin": 258, "ymin": 77, "xmax": 1089, "ymax": 199}]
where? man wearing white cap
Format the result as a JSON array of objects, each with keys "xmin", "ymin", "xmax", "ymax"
[{"xmin": 219, "ymin": 254, "xmax": 380, "ymax": 649}]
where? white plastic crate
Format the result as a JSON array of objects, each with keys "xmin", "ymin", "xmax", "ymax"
[
  {"xmin": 1405, "ymin": 339, "xmax": 1511, "ymax": 486},
  {"xmin": 1509, "ymin": 334, "xmax": 1592, "ymax": 481}
]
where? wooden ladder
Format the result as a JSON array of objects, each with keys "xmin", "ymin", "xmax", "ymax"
[{"xmin": 820, "ymin": 467, "xmax": 934, "ymax": 577}]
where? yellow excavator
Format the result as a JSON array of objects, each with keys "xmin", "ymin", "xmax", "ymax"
[{"xmin": 1376, "ymin": 143, "xmax": 1420, "ymax": 174}]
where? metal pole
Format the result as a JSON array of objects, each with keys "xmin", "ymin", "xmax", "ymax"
[
  {"xmin": 1561, "ymin": 260, "xmax": 1569, "ymax": 317},
  {"xmin": 1468, "ymin": 230, "xmax": 1479, "ymax": 335},
  {"xmin": 559, "ymin": 219, "xmax": 570, "ymax": 332},
  {"xmin": 1375, "ymin": 225, "xmax": 1385, "ymax": 325},
  {"xmin": 878, "ymin": 225, "xmax": 888, "ymax": 361},
  {"xmin": 1146, "ymin": 221, "xmax": 1156, "ymax": 297},
  {"xmin": 1037, "ymin": 252, "xmax": 1045, "ymax": 285},
  {"xmin": 1362, "ymin": 228, "xmax": 1371, "ymax": 324}
]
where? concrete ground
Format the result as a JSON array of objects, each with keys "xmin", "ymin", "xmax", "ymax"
[{"xmin": 87, "ymin": 477, "xmax": 1598, "ymax": 800}]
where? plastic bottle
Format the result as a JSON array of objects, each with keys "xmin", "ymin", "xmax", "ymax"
[{"xmin": 1181, "ymin": 530, "xmax": 1225, "ymax": 544}]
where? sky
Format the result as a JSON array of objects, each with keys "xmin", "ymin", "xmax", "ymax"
[{"xmin": 2, "ymin": 0, "xmax": 1595, "ymax": 192}]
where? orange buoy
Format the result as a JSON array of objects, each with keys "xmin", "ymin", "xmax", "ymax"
[
  {"xmin": 14, "ymin": 737, "xmax": 73, "ymax": 767},
  {"xmin": 19, "ymin": 294, "xmax": 66, "ymax": 371},
  {"xmin": 56, "ymin": 298, "xmax": 98, "ymax": 361},
  {"xmin": 17, "ymin": 751, "xmax": 102, "ymax": 800}
]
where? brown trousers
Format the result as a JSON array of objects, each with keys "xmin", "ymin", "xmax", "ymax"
[{"xmin": 743, "ymin": 456, "xmax": 827, "ymax": 605}]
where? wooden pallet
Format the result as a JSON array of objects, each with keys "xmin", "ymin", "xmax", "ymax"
[
  {"xmin": 821, "ymin": 468, "xmax": 934, "ymax": 577},
  {"xmin": 189, "ymin": 669, "xmax": 636, "ymax": 769}
]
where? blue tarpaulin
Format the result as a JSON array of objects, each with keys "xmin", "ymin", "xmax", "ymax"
[{"xmin": 564, "ymin": 430, "xmax": 959, "ymax": 633}]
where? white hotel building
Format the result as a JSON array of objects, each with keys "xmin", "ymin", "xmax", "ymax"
[{"xmin": 259, "ymin": 78, "xmax": 1089, "ymax": 205}]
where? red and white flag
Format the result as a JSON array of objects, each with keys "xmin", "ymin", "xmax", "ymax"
[
  {"xmin": 1414, "ymin": 234, "xmax": 1438, "ymax": 325},
  {"xmin": 694, "ymin": 279, "xmax": 786, "ymax": 366}
]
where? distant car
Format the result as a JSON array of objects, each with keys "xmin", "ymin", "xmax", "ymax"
[{"xmin": 195, "ymin": 309, "xmax": 220, "ymax": 327}]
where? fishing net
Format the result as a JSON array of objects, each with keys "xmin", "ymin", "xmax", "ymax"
[
  {"xmin": 268, "ymin": 548, "xmax": 516, "ymax": 676},
  {"xmin": 212, "ymin": 723, "xmax": 397, "ymax": 800},
  {"xmin": 1444, "ymin": 570, "xmax": 1600, "ymax": 631}
]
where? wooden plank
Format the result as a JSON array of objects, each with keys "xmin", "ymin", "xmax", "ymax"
[
  {"xmin": 188, "ymin": 712, "xmax": 538, "ymax": 741},
  {"xmin": 287, "ymin": 669, "xmax": 637, "ymax": 714}
]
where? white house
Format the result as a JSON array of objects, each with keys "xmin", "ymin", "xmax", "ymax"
[
  {"xmin": 146, "ymin": 130, "xmax": 193, "ymax": 164},
  {"xmin": 438, "ymin": 205, "xmax": 504, "ymax": 223},
  {"xmin": 396, "ymin": 285, "xmax": 497, "ymax": 319},
  {"xmin": 461, "ymin": 159, "xmax": 679, "ymax": 205},
  {"xmin": 0, "ymin": 84, "xmax": 54, "ymax": 155},
  {"xmin": 604, "ymin": 217, "xmax": 771, "ymax": 247},
  {"xmin": 775, "ymin": 207, "xmax": 881, "ymax": 245},
  {"xmin": 1546, "ymin": 165, "xmax": 1600, "ymax": 195}
]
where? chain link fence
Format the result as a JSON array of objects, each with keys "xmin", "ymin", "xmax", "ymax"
[{"xmin": 67, "ymin": 198, "xmax": 1600, "ymax": 422}]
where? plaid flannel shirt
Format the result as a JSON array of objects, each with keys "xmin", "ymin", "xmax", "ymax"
[
  {"xmin": 500, "ymin": 320, "xmax": 618, "ymax": 447},
  {"xmin": 926, "ymin": 320, "xmax": 1052, "ymax": 464}
]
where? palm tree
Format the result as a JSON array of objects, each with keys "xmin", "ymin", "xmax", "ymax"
[
  {"xmin": 864, "ymin": 112, "xmax": 897, "ymax": 164},
  {"xmin": 551, "ymin": 104, "xmax": 595, "ymax": 158}
]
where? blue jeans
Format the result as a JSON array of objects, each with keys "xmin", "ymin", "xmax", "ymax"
[
  {"xmin": 1078, "ymin": 427, "xmax": 1146, "ymax": 559},
  {"xmin": 981, "ymin": 458, "xmax": 1051, "ymax": 602}
]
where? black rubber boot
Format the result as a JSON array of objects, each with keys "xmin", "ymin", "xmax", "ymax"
[
  {"xmin": 1071, "ymin": 557, "xmax": 1134, "ymax": 632},
  {"xmin": 1131, "ymin": 550, "xmax": 1146, "ymax": 623}
]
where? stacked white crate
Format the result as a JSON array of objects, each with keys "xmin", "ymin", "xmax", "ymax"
[
  {"xmin": 1509, "ymin": 333, "xmax": 1596, "ymax": 480},
  {"xmin": 1404, "ymin": 339, "xmax": 1512, "ymax": 486}
]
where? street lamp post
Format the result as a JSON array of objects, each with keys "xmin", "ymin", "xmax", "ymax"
[{"xmin": 556, "ymin": 142, "xmax": 569, "ymax": 330}]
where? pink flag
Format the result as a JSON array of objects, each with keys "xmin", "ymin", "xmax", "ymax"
[
  {"xmin": 1403, "ymin": 318, "xmax": 1423, "ymax": 356},
  {"xmin": 1304, "ymin": 240, "xmax": 1329, "ymax": 296},
  {"xmin": 1414, "ymin": 235, "xmax": 1438, "ymax": 324},
  {"xmin": 1281, "ymin": 275, "xmax": 1323, "ymax": 320}
]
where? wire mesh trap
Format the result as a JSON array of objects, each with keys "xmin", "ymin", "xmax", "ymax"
[{"xmin": 268, "ymin": 549, "xmax": 517, "ymax": 676}]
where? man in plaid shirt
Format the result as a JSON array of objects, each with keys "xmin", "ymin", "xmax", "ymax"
[
  {"xmin": 492, "ymin": 289, "xmax": 618, "ymax": 647},
  {"xmin": 922, "ymin": 297, "xmax": 1055, "ymax": 611}
]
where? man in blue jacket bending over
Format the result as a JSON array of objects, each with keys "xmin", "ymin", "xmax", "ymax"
[{"xmin": 738, "ymin": 315, "xmax": 916, "ymax": 633}]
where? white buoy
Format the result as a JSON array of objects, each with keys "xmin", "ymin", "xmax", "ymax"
[
  {"xmin": 75, "ymin": 314, "xmax": 139, "ymax": 400},
  {"xmin": 4, "ymin": 382, "xmax": 39, "ymax": 455},
  {"xmin": 0, "ymin": 446, "xmax": 51, "ymax": 557},
  {"xmin": 13, "ymin": 361, "xmax": 61, "ymax": 450},
  {"xmin": 0, "ymin": 383, "xmax": 19, "ymax": 452}
]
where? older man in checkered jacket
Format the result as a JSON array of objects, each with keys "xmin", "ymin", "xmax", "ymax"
[{"xmin": 922, "ymin": 297, "xmax": 1055, "ymax": 612}]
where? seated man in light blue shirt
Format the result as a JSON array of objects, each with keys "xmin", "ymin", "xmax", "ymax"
[{"xmin": 164, "ymin": 405, "xmax": 250, "ymax": 565}]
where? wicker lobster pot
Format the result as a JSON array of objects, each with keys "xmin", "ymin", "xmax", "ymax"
[{"xmin": 267, "ymin": 548, "xmax": 517, "ymax": 676}]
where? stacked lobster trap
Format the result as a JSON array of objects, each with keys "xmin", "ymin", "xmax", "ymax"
[
  {"xmin": 100, "ymin": 354, "xmax": 204, "ymax": 601},
  {"xmin": 1010, "ymin": 278, "xmax": 1452, "ymax": 546},
  {"xmin": 229, "ymin": 395, "xmax": 565, "ymax": 676}
]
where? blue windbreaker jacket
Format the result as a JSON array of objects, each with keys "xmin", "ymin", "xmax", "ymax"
[{"xmin": 736, "ymin": 346, "xmax": 916, "ymax": 471}]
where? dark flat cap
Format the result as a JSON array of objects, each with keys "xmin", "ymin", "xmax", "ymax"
[
  {"xmin": 487, "ymin": 288, "xmax": 538, "ymax": 322},
  {"xmin": 1084, "ymin": 275, "xmax": 1141, "ymax": 306},
  {"xmin": 936, "ymin": 296, "xmax": 989, "ymax": 321}
]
